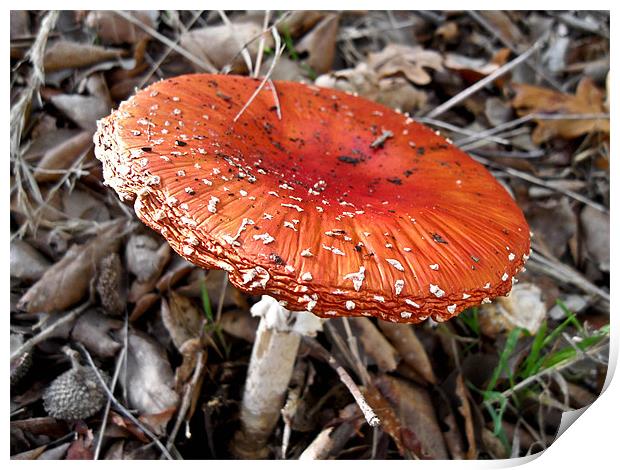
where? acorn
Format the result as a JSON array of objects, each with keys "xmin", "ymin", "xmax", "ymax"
[{"xmin": 43, "ymin": 349, "xmax": 109, "ymax": 420}]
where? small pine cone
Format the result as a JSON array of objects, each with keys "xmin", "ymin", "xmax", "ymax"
[
  {"xmin": 96, "ymin": 252, "xmax": 126, "ymax": 316},
  {"xmin": 43, "ymin": 364, "xmax": 109, "ymax": 420}
]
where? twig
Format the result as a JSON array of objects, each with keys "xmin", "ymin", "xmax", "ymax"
[
  {"xmin": 530, "ymin": 250, "xmax": 610, "ymax": 306},
  {"xmin": 166, "ymin": 350, "xmax": 207, "ymax": 450},
  {"xmin": 139, "ymin": 10, "xmax": 204, "ymax": 88},
  {"xmin": 76, "ymin": 344, "xmax": 174, "ymax": 460},
  {"xmin": 469, "ymin": 153, "xmax": 609, "ymax": 214},
  {"xmin": 424, "ymin": 37, "xmax": 546, "ymax": 119},
  {"xmin": 303, "ymin": 337, "xmax": 380, "ymax": 427},
  {"xmin": 114, "ymin": 10, "xmax": 217, "ymax": 73},
  {"xmin": 10, "ymin": 302, "xmax": 90, "ymax": 361},
  {"xmin": 554, "ymin": 12, "xmax": 609, "ymax": 39},
  {"xmin": 467, "ymin": 11, "xmax": 562, "ymax": 90},
  {"xmin": 233, "ymin": 27, "xmax": 284, "ymax": 123},
  {"xmin": 93, "ymin": 333, "xmax": 128, "ymax": 460},
  {"xmin": 418, "ymin": 117, "xmax": 512, "ymax": 147}
]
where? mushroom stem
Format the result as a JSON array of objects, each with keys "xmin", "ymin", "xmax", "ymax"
[{"xmin": 232, "ymin": 296, "xmax": 323, "ymax": 459}]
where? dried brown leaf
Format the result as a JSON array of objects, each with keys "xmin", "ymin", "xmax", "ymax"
[
  {"xmin": 161, "ymin": 293, "xmax": 205, "ymax": 351},
  {"xmin": 367, "ymin": 44, "xmax": 443, "ymax": 85},
  {"xmin": 50, "ymin": 94, "xmax": 111, "ymax": 131},
  {"xmin": 377, "ymin": 375, "xmax": 449, "ymax": 459},
  {"xmin": 43, "ymin": 40, "xmax": 123, "ymax": 71},
  {"xmin": 71, "ymin": 309, "xmax": 123, "ymax": 358},
  {"xmin": 17, "ymin": 222, "xmax": 123, "ymax": 313},
  {"xmin": 85, "ymin": 10, "xmax": 158, "ymax": 45},
  {"xmin": 10, "ymin": 239, "xmax": 51, "ymax": 282},
  {"xmin": 121, "ymin": 330, "xmax": 179, "ymax": 432},
  {"xmin": 296, "ymin": 13, "xmax": 340, "ymax": 74},
  {"xmin": 316, "ymin": 63, "xmax": 427, "ymax": 112},
  {"xmin": 580, "ymin": 205, "xmax": 609, "ymax": 273},
  {"xmin": 220, "ymin": 309, "xmax": 259, "ymax": 343},
  {"xmin": 349, "ymin": 317, "xmax": 398, "ymax": 371},
  {"xmin": 180, "ymin": 22, "xmax": 270, "ymax": 73},
  {"xmin": 126, "ymin": 234, "xmax": 170, "ymax": 283},
  {"xmin": 512, "ymin": 78, "xmax": 609, "ymax": 144},
  {"xmin": 33, "ymin": 131, "xmax": 93, "ymax": 183},
  {"xmin": 378, "ymin": 322, "xmax": 437, "ymax": 384}
]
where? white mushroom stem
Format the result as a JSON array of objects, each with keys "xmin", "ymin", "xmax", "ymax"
[{"xmin": 232, "ymin": 296, "xmax": 323, "ymax": 458}]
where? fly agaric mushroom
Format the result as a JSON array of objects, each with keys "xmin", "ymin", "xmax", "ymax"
[{"xmin": 94, "ymin": 73, "xmax": 530, "ymax": 455}]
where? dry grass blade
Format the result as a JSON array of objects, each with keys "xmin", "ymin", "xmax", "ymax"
[
  {"xmin": 253, "ymin": 10, "xmax": 271, "ymax": 78},
  {"xmin": 233, "ymin": 27, "xmax": 284, "ymax": 123}
]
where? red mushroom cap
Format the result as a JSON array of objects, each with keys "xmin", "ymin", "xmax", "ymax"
[{"xmin": 95, "ymin": 74, "xmax": 530, "ymax": 323}]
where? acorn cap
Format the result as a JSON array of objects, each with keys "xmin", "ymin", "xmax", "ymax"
[
  {"xmin": 43, "ymin": 364, "xmax": 109, "ymax": 420},
  {"xmin": 94, "ymin": 74, "xmax": 530, "ymax": 323}
]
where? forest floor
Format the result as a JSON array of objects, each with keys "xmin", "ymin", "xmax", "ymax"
[{"xmin": 10, "ymin": 10, "xmax": 610, "ymax": 460}]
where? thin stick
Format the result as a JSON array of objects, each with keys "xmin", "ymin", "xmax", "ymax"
[
  {"xmin": 166, "ymin": 350, "xmax": 206, "ymax": 450},
  {"xmin": 303, "ymin": 337, "xmax": 380, "ymax": 427},
  {"xmin": 10, "ymin": 302, "xmax": 89, "ymax": 361},
  {"xmin": 93, "ymin": 338, "xmax": 128, "ymax": 460},
  {"xmin": 138, "ymin": 10, "xmax": 204, "ymax": 88},
  {"xmin": 467, "ymin": 11, "xmax": 562, "ymax": 91},
  {"xmin": 76, "ymin": 344, "xmax": 174, "ymax": 460},
  {"xmin": 114, "ymin": 10, "xmax": 217, "ymax": 73},
  {"xmin": 424, "ymin": 37, "xmax": 545, "ymax": 119},
  {"xmin": 470, "ymin": 153, "xmax": 609, "ymax": 214},
  {"xmin": 233, "ymin": 28, "xmax": 284, "ymax": 123}
]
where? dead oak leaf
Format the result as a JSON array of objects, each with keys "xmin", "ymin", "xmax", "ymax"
[
  {"xmin": 367, "ymin": 44, "xmax": 443, "ymax": 85},
  {"xmin": 512, "ymin": 78, "xmax": 609, "ymax": 144}
]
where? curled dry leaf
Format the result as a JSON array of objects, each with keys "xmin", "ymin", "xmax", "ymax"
[
  {"xmin": 161, "ymin": 292, "xmax": 205, "ymax": 351},
  {"xmin": 71, "ymin": 309, "xmax": 123, "ymax": 358},
  {"xmin": 348, "ymin": 317, "xmax": 398, "ymax": 371},
  {"xmin": 120, "ymin": 330, "xmax": 179, "ymax": 431},
  {"xmin": 126, "ymin": 234, "xmax": 171, "ymax": 283},
  {"xmin": 17, "ymin": 222, "xmax": 123, "ymax": 313},
  {"xmin": 378, "ymin": 322, "xmax": 437, "ymax": 384},
  {"xmin": 526, "ymin": 196, "xmax": 577, "ymax": 259},
  {"xmin": 375, "ymin": 375, "xmax": 449, "ymax": 459},
  {"xmin": 10, "ymin": 10, "xmax": 31, "ymax": 40},
  {"xmin": 85, "ymin": 10, "xmax": 159, "ymax": 45},
  {"xmin": 316, "ymin": 63, "xmax": 428, "ymax": 112},
  {"xmin": 10, "ymin": 239, "xmax": 51, "ymax": 282},
  {"xmin": 579, "ymin": 205, "xmax": 609, "ymax": 273},
  {"xmin": 220, "ymin": 309, "xmax": 259, "ymax": 343},
  {"xmin": 180, "ymin": 22, "xmax": 271, "ymax": 73},
  {"xmin": 512, "ymin": 77, "xmax": 610, "ymax": 144},
  {"xmin": 478, "ymin": 283, "xmax": 546, "ymax": 337},
  {"xmin": 277, "ymin": 11, "xmax": 325, "ymax": 38},
  {"xmin": 33, "ymin": 131, "xmax": 93, "ymax": 183},
  {"xmin": 296, "ymin": 13, "xmax": 340, "ymax": 74},
  {"xmin": 367, "ymin": 44, "xmax": 444, "ymax": 85},
  {"xmin": 43, "ymin": 40, "xmax": 124, "ymax": 72},
  {"xmin": 50, "ymin": 94, "xmax": 111, "ymax": 131},
  {"xmin": 62, "ymin": 189, "xmax": 110, "ymax": 223}
]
